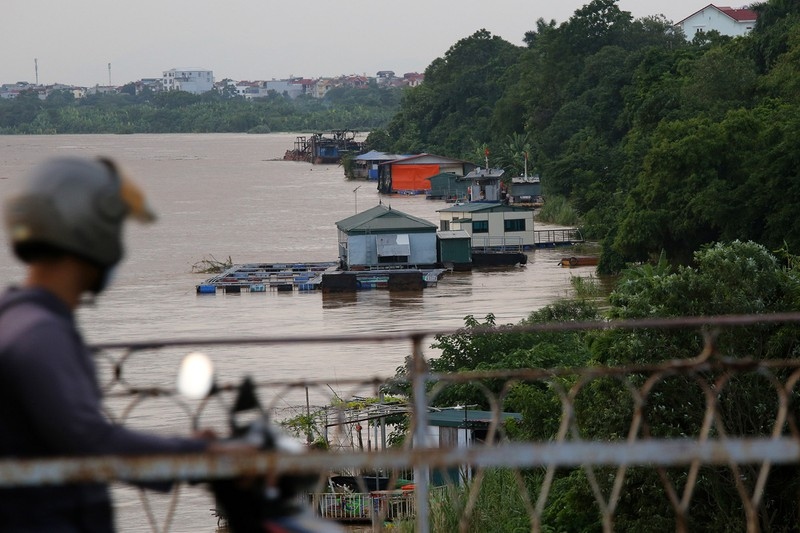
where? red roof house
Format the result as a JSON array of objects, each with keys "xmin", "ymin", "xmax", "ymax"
[{"xmin": 677, "ymin": 4, "xmax": 758, "ymax": 40}]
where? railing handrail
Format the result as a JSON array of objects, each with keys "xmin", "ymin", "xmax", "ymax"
[
  {"xmin": 3, "ymin": 437, "xmax": 800, "ymax": 488},
  {"xmin": 7, "ymin": 311, "xmax": 800, "ymax": 532}
]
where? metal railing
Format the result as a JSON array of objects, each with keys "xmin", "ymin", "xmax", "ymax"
[
  {"xmin": 534, "ymin": 227, "xmax": 583, "ymax": 246},
  {"xmin": 471, "ymin": 235, "xmax": 524, "ymax": 252},
  {"xmin": 3, "ymin": 313, "xmax": 800, "ymax": 532}
]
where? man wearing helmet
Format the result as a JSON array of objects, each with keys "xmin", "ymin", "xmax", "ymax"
[{"xmin": 0, "ymin": 157, "xmax": 213, "ymax": 531}]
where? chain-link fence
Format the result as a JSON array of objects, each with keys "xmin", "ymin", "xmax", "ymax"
[{"xmin": 2, "ymin": 313, "xmax": 800, "ymax": 532}]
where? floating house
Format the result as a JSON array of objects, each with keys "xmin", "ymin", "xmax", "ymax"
[
  {"xmin": 377, "ymin": 154, "xmax": 477, "ymax": 195},
  {"xmin": 351, "ymin": 150, "xmax": 404, "ymax": 180},
  {"xmin": 426, "ymin": 409, "xmax": 522, "ymax": 486},
  {"xmin": 464, "ymin": 168, "xmax": 505, "ymax": 202},
  {"xmin": 335, "ymin": 204, "xmax": 439, "ymax": 269},
  {"xmin": 437, "ymin": 203, "xmax": 536, "ymax": 249},
  {"xmin": 284, "ymin": 130, "xmax": 364, "ymax": 164},
  {"xmin": 437, "ymin": 230, "xmax": 472, "ymax": 270},
  {"xmin": 426, "ymin": 172, "xmax": 469, "ymax": 201},
  {"xmin": 509, "ymin": 175, "xmax": 543, "ymax": 206}
]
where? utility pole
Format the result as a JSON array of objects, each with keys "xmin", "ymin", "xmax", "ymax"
[
  {"xmin": 524, "ymin": 151, "xmax": 528, "ymax": 178},
  {"xmin": 34, "ymin": 58, "xmax": 38, "ymax": 85},
  {"xmin": 353, "ymin": 185, "xmax": 361, "ymax": 214},
  {"xmin": 108, "ymin": 63, "xmax": 111, "ymax": 86}
]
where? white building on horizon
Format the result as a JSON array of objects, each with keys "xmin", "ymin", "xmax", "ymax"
[
  {"xmin": 676, "ymin": 4, "xmax": 758, "ymax": 40},
  {"xmin": 162, "ymin": 68, "xmax": 214, "ymax": 94}
]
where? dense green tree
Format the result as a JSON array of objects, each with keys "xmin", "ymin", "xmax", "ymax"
[
  {"xmin": 0, "ymin": 86, "xmax": 403, "ymax": 134},
  {"xmin": 750, "ymin": 0, "xmax": 800, "ymax": 70},
  {"xmin": 424, "ymin": 241, "xmax": 800, "ymax": 530},
  {"xmin": 589, "ymin": 241, "xmax": 800, "ymax": 531},
  {"xmin": 0, "ymin": 90, "xmax": 44, "ymax": 129},
  {"xmin": 383, "ymin": 29, "xmax": 523, "ymax": 159},
  {"xmin": 45, "ymin": 89, "xmax": 75, "ymax": 106},
  {"xmin": 493, "ymin": 132, "xmax": 533, "ymax": 177}
]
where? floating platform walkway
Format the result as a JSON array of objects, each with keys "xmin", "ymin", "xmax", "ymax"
[
  {"xmin": 197, "ymin": 262, "xmax": 338, "ymax": 294},
  {"xmin": 197, "ymin": 262, "xmax": 446, "ymax": 294}
]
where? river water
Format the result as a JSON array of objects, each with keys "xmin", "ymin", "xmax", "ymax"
[{"xmin": 0, "ymin": 134, "xmax": 592, "ymax": 532}]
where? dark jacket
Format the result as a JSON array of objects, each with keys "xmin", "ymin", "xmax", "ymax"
[{"xmin": 0, "ymin": 287, "xmax": 207, "ymax": 531}]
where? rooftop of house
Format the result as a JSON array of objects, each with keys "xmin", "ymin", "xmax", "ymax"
[
  {"xmin": 380, "ymin": 153, "xmax": 473, "ymax": 166},
  {"xmin": 465, "ymin": 168, "xmax": 505, "ymax": 181},
  {"xmin": 678, "ymin": 4, "xmax": 759, "ymax": 24},
  {"xmin": 437, "ymin": 230, "xmax": 471, "ymax": 240},
  {"xmin": 718, "ymin": 5, "xmax": 759, "ymax": 21},
  {"xmin": 427, "ymin": 408, "xmax": 522, "ymax": 428},
  {"xmin": 354, "ymin": 150, "xmax": 405, "ymax": 162},
  {"xmin": 438, "ymin": 202, "xmax": 528, "ymax": 214},
  {"xmin": 336, "ymin": 204, "xmax": 438, "ymax": 233}
]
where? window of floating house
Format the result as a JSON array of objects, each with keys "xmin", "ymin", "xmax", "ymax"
[
  {"xmin": 504, "ymin": 219, "xmax": 526, "ymax": 232},
  {"xmin": 377, "ymin": 234, "xmax": 411, "ymax": 263},
  {"xmin": 472, "ymin": 220, "xmax": 489, "ymax": 233}
]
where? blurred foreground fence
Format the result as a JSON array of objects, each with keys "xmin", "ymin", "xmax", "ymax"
[{"xmin": 3, "ymin": 313, "xmax": 800, "ymax": 532}]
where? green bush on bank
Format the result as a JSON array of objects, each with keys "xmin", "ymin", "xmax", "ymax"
[{"xmin": 536, "ymin": 195, "xmax": 581, "ymax": 226}]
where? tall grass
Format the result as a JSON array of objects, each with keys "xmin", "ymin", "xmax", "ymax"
[
  {"xmin": 424, "ymin": 469, "xmax": 534, "ymax": 532},
  {"xmin": 537, "ymin": 195, "xmax": 580, "ymax": 226},
  {"xmin": 570, "ymin": 274, "xmax": 602, "ymax": 299}
]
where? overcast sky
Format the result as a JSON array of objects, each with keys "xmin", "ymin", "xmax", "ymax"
[{"xmin": 5, "ymin": 0, "xmax": 709, "ymax": 87}]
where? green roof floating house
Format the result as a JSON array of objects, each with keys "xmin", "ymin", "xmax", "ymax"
[
  {"xmin": 426, "ymin": 408, "xmax": 522, "ymax": 486},
  {"xmin": 425, "ymin": 172, "xmax": 469, "ymax": 202},
  {"xmin": 335, "ymin": 204, "xmax": 439, "ymax": 269},
  {"xmin": 437, "ymin": 230, "xmax": 472, "ymax": 271},
  {"xmin": 438, "ymin": 203, "xmax": 536, "ymax": 248},
  {"xmin": 437, "ymin": 203, "xmax": 535, "ymax": 265}
]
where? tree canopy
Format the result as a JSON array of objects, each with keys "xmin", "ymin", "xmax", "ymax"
[
  {"xmin": 0, "ymin": 85, "xmax": 403, "ymax": 134},
  {"xmin": 370, "ymin": 0, "xmax": 800, "ymax": 272},
  {"xmin": 420, "ymin": 241, "xmax": 800, "ymax": 530}
]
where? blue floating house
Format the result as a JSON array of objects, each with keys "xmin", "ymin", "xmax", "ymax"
[{"xmin": 351, "ymin": 150, "xmax": 404, "ymax": 181}]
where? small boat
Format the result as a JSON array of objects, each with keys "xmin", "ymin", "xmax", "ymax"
[{"xmin": 560, "ymin": 256, "xmax": 598, "ymax": 268}]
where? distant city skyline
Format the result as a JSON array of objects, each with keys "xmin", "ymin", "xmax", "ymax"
[{"xmin": 6, "ymin": 0, "xmax": 707, "ymax": 87}]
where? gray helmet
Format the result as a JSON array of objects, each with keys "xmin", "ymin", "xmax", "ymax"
[{"xmin": 4, "ymin": 156, "xmax": 156, "ymax": 268}]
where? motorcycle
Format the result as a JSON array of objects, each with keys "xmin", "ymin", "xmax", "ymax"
[{"xmin": 177, "ymin": 352, "xmax": 344, "ymax": 533}]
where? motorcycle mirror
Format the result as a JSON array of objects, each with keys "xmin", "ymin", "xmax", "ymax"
[
  {"xmin": 232, "ymin": 375, "xmax": 261, "ymax": 413},
  {"xmin": 177, "ymin": 351, "xmax": 215, "ymax": 400}
]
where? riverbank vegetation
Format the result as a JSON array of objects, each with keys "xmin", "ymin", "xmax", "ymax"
[
  {"xmin": 369, "ymin": 0, "xmax": 800, "ymax": 274},
  {"xmin": 0, "ymin": 84, "xmax": 402, "ymax": 134},
  {"xmin": 405, "ymin": 240, "xmax": 800, "ymax": 531},
  {"xmin": 374, "ymin": 2, "xmax": 800, "ymax": 524}
]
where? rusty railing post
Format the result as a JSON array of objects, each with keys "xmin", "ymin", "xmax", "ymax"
[{"xmin": 411, "ymin": 333, "xmax": 430, "ymax": 533}]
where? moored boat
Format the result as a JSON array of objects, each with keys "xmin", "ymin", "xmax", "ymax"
[{"xmin": 560, "ymin": 256, "xmax": 598, "ymax": 268}]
